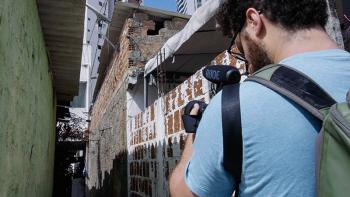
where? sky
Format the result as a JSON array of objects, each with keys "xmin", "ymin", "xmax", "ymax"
[{"xmin": 143, "ymin": 0, "xmax": 177, "ymax": 12}]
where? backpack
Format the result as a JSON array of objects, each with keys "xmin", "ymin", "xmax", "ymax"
[{"xmin": 222, "ymin": 64, "xmax": 350, "ymax": 197}]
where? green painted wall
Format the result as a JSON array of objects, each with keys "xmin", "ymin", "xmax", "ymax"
[{"xmin": 0, "ymin": 0, "xmax": 56, "ymax": 196}]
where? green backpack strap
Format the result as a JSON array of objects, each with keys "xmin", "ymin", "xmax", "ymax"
[{"xmin": 246, "ymin": 64, "xmax": 336, "ymax": 120}]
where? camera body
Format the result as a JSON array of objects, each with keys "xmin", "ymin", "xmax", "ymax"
[
  {"xmin": 182, "ymin": 100, "xmax": 208, "ymax": 133},
  {"xmin": 182, "ymin": 65, "xmax": 241, "ymax": 133}
]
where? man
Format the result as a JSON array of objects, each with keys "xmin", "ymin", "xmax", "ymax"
[{"xmin": 169, "ymin": 0, "xmax": 350, "ymax": 196}]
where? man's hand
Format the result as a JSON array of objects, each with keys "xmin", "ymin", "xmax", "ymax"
[{"xmin": 169, "ymin": 104, "xmax": 200, "ymax": 197}]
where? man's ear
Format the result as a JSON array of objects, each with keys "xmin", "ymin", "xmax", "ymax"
[{"xmin": 245, "ymin": 8, "xmax": 264, "ymax": 38}]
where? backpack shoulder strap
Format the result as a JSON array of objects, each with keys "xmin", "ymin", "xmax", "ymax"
[
  {"xmin": 246, "ymin": 64, "xmax": 336, "ymax": 120},
  {"xmin": 222, "ymin": 83, "xmax": 242, "ymax": 194},
  {"xmin": 221, "ymin": 64, "xmax": 337, "ymax": 194}
]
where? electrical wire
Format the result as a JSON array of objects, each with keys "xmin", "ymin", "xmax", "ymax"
[{"xmin": 344, "ymin": 14, "xmax": 350, "ymax": 23}]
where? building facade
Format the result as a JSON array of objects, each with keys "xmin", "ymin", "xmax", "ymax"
[
  {"xmin": 85, "ymin": 3, "xmax": 188, "ymax": 196},
  {"xmin": 176, "ymin": 0, "xmax": 209, "ymax": 15}
]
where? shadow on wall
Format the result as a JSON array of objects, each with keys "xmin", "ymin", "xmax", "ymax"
[
  {"xmin": 86, "ymin": 138, "xmax": 185, "ymax": 197},
  {"xmin": 128, "ymin": 134, "xmax": 187, "ymax": 197},
  {"xmin": 87, "ymin": 150, "xmax": 128, "ymax": 197},
  {"xmin": 87, "ymin": 69, "xmax": 210, "ymax": 197}
]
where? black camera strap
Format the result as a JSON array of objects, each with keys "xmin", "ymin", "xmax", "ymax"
[{"xmin": 222, "ymin": 83, "xmax": 242, "ymax": 196}]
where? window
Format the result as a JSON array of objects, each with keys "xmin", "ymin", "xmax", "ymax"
[
  {"xmin": 70, "ymin": 82, "xmax": 87, "ymax": 108},
  {"xmin": 197, "ymin": 0, "xmax": 202, "ymax": 8},
  {"xmin": 99, "ymin": 1, "xmax": 103, "ymax": 6},
  {"xmin": 147, "ymin": 21, "xmax": 164, "ymax": 35}
]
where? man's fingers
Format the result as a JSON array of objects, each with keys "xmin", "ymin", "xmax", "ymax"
[{"xmin": 190, "ymin": 103, "xmax": 200, "ymax": 115}]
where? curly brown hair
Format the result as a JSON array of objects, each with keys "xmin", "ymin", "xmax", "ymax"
[{"xmin": 216, "ymin": 0, "xmax": 329, "ymax": 36}]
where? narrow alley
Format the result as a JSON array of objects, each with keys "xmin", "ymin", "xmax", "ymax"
[{"xmin": 1, "ymin": 0, "xmax": 349, "ymax": 197}]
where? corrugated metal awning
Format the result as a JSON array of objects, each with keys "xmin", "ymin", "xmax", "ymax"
[{"xmin": 37, "ymin": 0, "xmax": 85, "ymax": 102}]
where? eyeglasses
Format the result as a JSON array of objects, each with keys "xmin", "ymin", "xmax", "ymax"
[
  {"xmin": 226, "ymin": 23, "xmax": 247, "ymax": 64},
  {"xmin": 226, "ymin": 10, "xmax": 264, "ymax": 72}
]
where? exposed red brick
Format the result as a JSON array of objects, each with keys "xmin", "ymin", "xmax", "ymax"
[
  {"xmin": 171, "ymin": 89, "xmax": 176, "ymax": 111},
  {"xmin": 214, "ymin": 51, "xmax": 225, "ymax": 64},
  {"xmin": 150, "ymin": 104, "xmax": 155, "ymax": 121},
  {"xmin": 173, "ymin": 110, "xmax": 180, "ymax": 133},
  {"xmin": 164, "ymin": 95, "xmax": 169, "ymax": 112},
  {"xmin": 166, "ymin": 114, "xmax": 173, "ymax": 135},
  {"xmin": 194, "ymin": 78, "xmax": 203, "ymax": 97},
  {"xmin": 177, "ymin": 86, "xmax": 185, "ymax": 107},
  {"xmin": 185, "ymin": 78, "xmax": 193, "ymax": 101}
]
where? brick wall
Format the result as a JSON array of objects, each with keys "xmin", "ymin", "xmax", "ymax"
[
  {"xmin": 87, "ymin": 14, "xmax": 187, "ymax": 197},
  {"xmin": 90, "ymin": 16, "xmax": 187, "ymax": 130},
  {"xmin": 126, "ymin": 45, "xmax": 246, "ymax": 196},
  {"xmin": 127, "ymin": 70, "xmax": 210, "ymax": 197},
  {"xmin": 90, "ymin": 20, "xmax": 131, "ymax": 130},
  {"xmin": 213, "ymin": 47, "xmax": 247, "ymax": 74}
]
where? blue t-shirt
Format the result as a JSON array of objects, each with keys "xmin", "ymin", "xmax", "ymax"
[{"xmin": 184, "ymin": 49, "xmax": 350, "ymax": 197}]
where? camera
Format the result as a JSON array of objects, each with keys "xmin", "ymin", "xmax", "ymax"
[
  {"xmin": 182, "ymin": 65, "xmax": 241, "ymax": 133},
  {"xmin": 182, "ymin": 100, "xmax": 208, "ymax": 133}
]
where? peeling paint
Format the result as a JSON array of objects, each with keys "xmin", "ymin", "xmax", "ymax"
[{"xmin": 127, "ymin": 69, "xmax": 210, "ymax": 196}]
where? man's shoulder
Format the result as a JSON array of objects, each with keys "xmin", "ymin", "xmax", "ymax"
[
  {"xmin": 239, "ymin": 80, "xmax": 281, "ymax": 106},
  {"xmin": 281, "ymin": 49, "xmax": 350, "ymax": 102},
  {"xmin": 207, "ymin": 81, "xmax": 286, "ymax": 114}
]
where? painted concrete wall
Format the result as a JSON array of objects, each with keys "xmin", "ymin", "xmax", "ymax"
[
  {"xmin": 0, "ymin": 0, "xmax": 56, "ymax": 196},
  {"xmin": 127, "ymin": 70, "xmax": 210, "ymax": 197}
]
